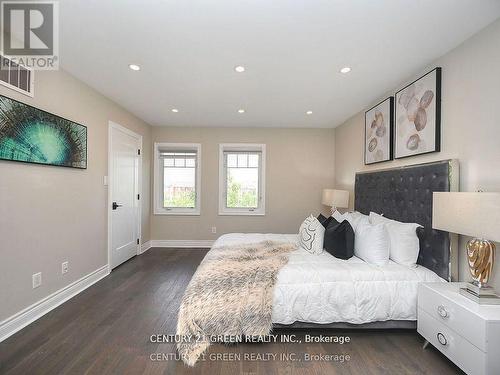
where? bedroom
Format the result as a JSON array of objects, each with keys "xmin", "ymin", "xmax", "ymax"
[{"xmin": 0, "ymin": 1, "xmax": 500, "ymax": 374}]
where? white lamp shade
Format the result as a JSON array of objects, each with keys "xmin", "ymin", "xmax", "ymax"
[
  {"xmin": 322, "ymin": 189, "xmax": 349, "ymax": 208},
  {"xmin": 433, "ymin": 192, "xmax": 500, "ymax": 242}
]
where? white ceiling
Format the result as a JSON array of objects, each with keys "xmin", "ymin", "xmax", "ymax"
[{"xmin": 59, "ymin": 0, "xmax": 500, "ymax": 128}]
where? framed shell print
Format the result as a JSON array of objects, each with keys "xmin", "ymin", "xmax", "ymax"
[
  {"xmin": 395, "ymin": 67, "xmax": 441, "ymax": 159},
  {"xmin": 364, "ymin": 97, "xmax": 393, "ymax": 165}
]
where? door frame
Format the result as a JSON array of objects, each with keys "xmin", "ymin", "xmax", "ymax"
[{"xmin": 107, "ymin": 121, "xmax": 143, "ymax": 271}]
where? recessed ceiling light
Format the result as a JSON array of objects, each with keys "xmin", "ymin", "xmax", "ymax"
[
  {"xmin": 171, "ymin": 108, "xmax": 179, "ymax": 113},
  {"xmin": 340, "ymin": 67, "xmax": 351, "ymax": 74},
  {"xmin": 129, "ymin": 64, "xmax": 141, "ymax": 71},
  {"xmin": 238, "ymin": 109, "xmax": 245, "ymax": 113},
  {"xmin": 306, "ymin": 110, "xmax": 313, "ymax": 115},
  {"xmin": 234, "ymin": 65, "xmax": 245, "ymax": 73}
]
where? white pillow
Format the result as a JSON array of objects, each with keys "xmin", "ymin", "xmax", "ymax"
[
  {"xmin": 369, "ymin": 212, "xmax": 422, "ymax": 267},
  {"xmin": 354, "ymin": 220, "xmax": 390, "ymax": 266},
  {"xmin": 333, "ymin": 211, "xmax": 369, "ymax": 231},
  {"xmin": 332, "ymin": 210, "xmax": 345, "ymax": 222},
  {"xmin": 298, "ymin": 215, "xmax": 325, "ymax": 255}
]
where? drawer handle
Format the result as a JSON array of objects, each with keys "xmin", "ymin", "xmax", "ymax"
[
  {"xmin": 437, "ymin": 332, "xmax": 448, "ymax": 346},
  {"xmin": 437, "ymin": 305, "xmax": 448, "ymax": 318}
]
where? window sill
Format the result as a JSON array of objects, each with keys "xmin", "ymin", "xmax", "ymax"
[
  {"xmin": 218, "ymin": 211, "xmax": 265, "ymax": 216},
  {"xmin": 154, "ymin": 209, "xmax": 200, "ymax": 216}
]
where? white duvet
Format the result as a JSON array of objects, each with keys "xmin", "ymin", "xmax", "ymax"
[{"xmin": 213, "ymin": 233, "xmax": 445, "ymax": 325}]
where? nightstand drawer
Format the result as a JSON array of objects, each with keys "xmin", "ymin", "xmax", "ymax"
[
  {"xmin": 418, "ymin": 308, "xmax": 486, "ymax": 375},
  {"xmin": 418, "ymin": 284, "xmax": 487, "ymax": 351}
]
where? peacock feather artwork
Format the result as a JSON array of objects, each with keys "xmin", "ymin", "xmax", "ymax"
[{"xmin": 0, "ymin": 95, "xmax": 87, "ymax": 169}]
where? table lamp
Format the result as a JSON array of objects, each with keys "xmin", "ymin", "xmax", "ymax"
[
  {"xmin": 433, "ymin": 192, "xmax": 500, "ymax": 303},
  {"xmin": 322, "ymin": 189, "xmax": 349, "ymax": 215}
]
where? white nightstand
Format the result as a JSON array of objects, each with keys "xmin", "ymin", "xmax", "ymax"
[{"xmin": 418, "ymin": 282, "xmax": 500, "ymax": 375}]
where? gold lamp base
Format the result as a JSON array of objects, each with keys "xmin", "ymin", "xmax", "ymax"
[{"xmin": 465, "ymin": 238, "xmax": 497, "ymax": 302}]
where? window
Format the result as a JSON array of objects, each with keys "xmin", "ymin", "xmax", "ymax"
[
  {"xmin": 219, "ymin": 144, "xmax": 266, "ymax": 215},
  {"xmin": 154, "ymin": 143, "xmax": 201, "ymax": 215}
]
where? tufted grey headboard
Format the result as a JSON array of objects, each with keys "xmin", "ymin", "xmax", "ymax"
[{"xmin": 354, "ymin": 160, "xmax": 459, "ymax": 280}]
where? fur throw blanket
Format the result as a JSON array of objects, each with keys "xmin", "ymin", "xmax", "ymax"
[{"xmin": 176, "ymin": 240, "xmax": 297, "ymax": 366}]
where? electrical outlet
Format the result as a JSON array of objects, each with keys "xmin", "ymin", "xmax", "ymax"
[
  {"xmin": 32, "ymin": 272, "xmax": 42, "ymax": 289},
  {"xmin": 211, "ymin": 226, "xmax": 217, "ymax": 234},
  {"xmin": 62, "ymin": 261, "xmax": 69, "ymax": 275}
]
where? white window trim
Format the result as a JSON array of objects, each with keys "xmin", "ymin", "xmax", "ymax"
[
  {"xmin": 218, "ymin": 143, "xmax": 266, "ymax": 216},
  {"xmin": 153, "ymin": 142, "xmax": 201, "ymax": 215}
]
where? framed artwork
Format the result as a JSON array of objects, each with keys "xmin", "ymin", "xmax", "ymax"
[
  {"xmin": 0, "ymin": 95, "xmax": 87, "ymax": 169},
  {"xmin": 364, "ymin": 97, "xmax": 393, "ymax": 165},
  {"xmin": 395, "ymin": 67, "xmax": 441, "ymax": 159}
]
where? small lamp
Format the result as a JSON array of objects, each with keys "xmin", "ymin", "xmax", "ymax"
[
  {"xmin": 322, "ymin": 189, "xmax": 349, "ymax": 215},
  {"xmin": 433, "ymin": 192, "xmax": 500, "ymax": 303}
]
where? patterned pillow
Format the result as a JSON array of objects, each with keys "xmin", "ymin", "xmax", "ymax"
[{"xmin": 298, "ymin": 215, "xmax": 325, "ymax": 255}]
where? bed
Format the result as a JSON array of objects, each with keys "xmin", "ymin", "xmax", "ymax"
[
  {"xmin": 176, "ymin": 160, "xmax": 460, "ymax": 365},
  {"xmin": 213, "ymin": 232, "xmax": 446, "ymax": 326},
  {"xmin": 215, "ymin": 159, "xmax": 459, "ymax": 329}
]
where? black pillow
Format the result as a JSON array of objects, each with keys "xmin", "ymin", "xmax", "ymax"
[
  {"xmin": 323, "ymin": 218, "xmax": 354, "ymax": 260},
  {"xmin": 317, "ymin": 214, "xmax": 332, "ymax": 228}
]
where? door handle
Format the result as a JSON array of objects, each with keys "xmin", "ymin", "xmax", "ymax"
[{"xmin": 112, "ymin": 202, "xmax": 123, "ymax": 210}]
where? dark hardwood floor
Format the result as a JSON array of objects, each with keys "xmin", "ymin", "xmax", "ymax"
[{"xmin": 0, "ymin": 248, "xmax": 464, "ymax": 375}]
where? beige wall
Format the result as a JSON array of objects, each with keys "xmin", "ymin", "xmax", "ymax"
[
  {"xmin": 151, "ymin": 127, "xmax": 335, "ymax": 240},
  {"xmin": 334, "ymin": 19, "xmax": 500, "ymax": 291},
  {"xmin": 0, "ymin": 69, "xmax": 152, "ymax": 321}
]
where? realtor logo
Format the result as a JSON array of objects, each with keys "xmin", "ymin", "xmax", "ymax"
[{"xmin": 1, "ymin": 1, "xmax": 59, "ymax": 69}]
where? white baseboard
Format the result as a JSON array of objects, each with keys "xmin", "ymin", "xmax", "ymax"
[
  {"xmin": 0, "ymin": 264, "xmax": 109, "ymax": 342},
  {"xmin": 140, "ymin": 240, "xmax": 152, "ymax": 254},
  {"xmin": 150, "ymin": 240, "xmax": 213, "ymax": 248}
]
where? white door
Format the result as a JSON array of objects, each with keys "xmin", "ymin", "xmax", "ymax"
[{"xmin": 109, "ymin": 123, "xmax": 141, "ymax": 269}]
